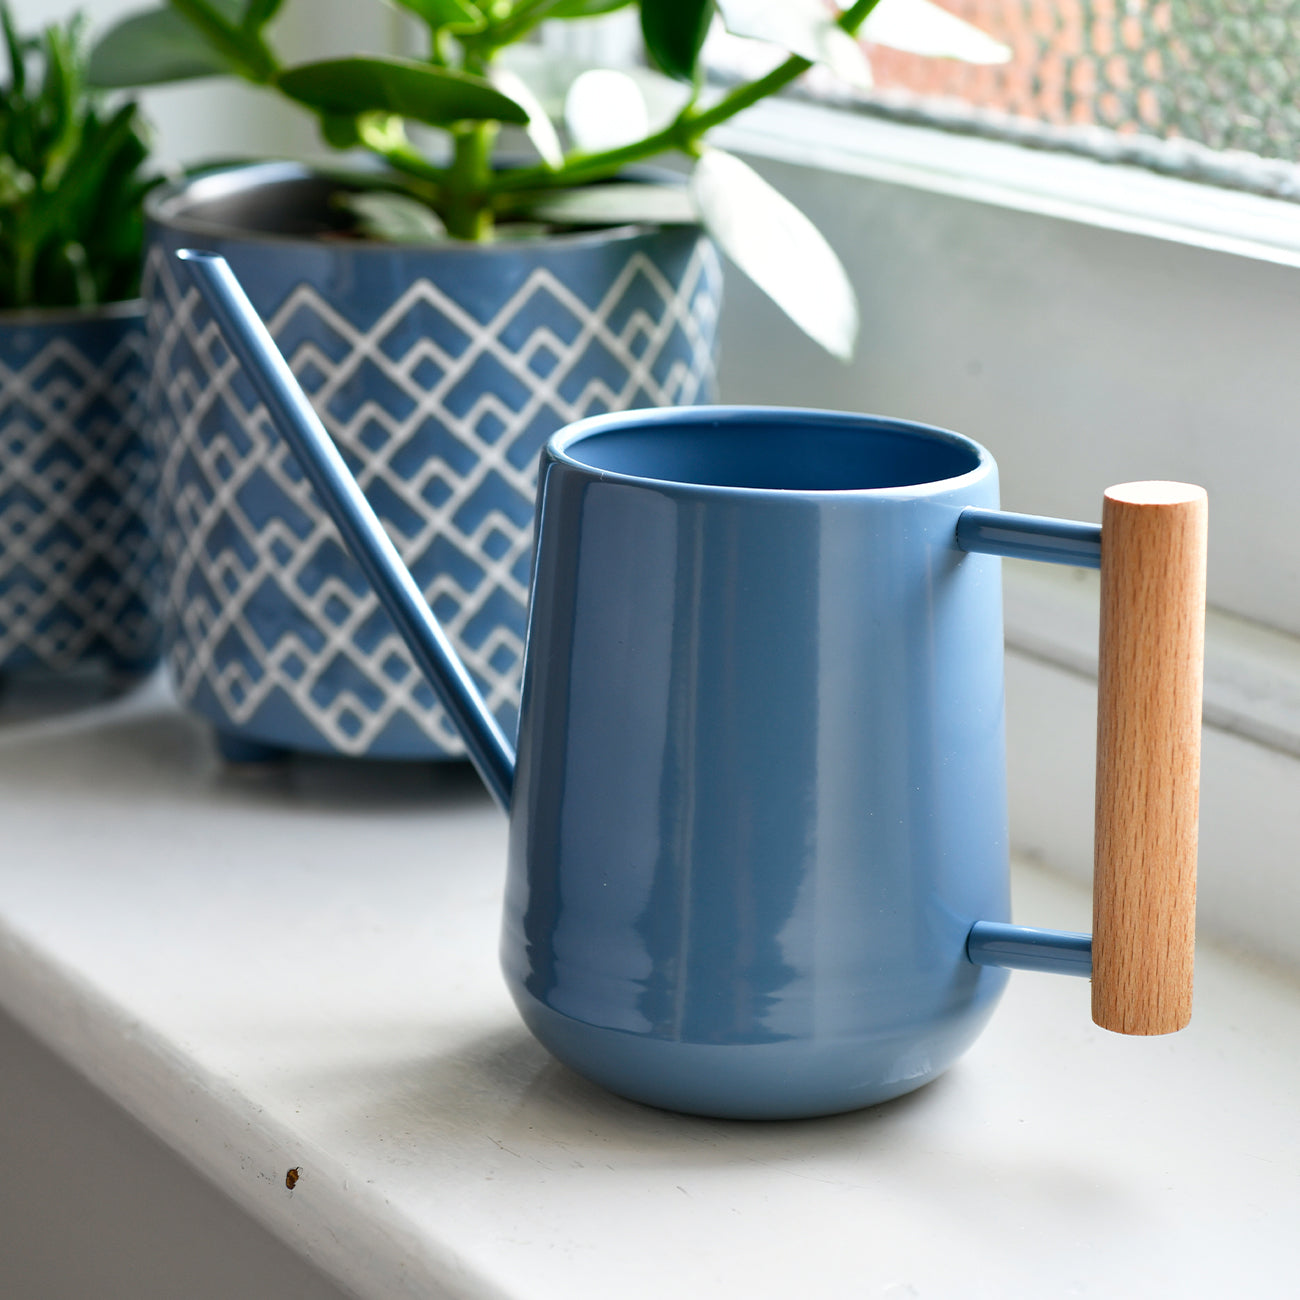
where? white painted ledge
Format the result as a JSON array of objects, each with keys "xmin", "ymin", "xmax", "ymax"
[
  {"xmin": 2, "ymin": 678, "xmax": 1300, "ymax": 1298},
  {"xmin": 716, "ymin": 99, "xmax": 1300, "ymax": 270},
  {"xmin": 1005, "ymin": 559, "xmax": 1300, "ymax": 759}
]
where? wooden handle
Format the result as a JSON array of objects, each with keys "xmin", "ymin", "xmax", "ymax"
[{"xmin": 1092, "ymin": 482, "xmax": 1207, "ymax": 1035}]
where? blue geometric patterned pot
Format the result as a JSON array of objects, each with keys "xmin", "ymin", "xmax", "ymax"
[
  {"xmin": 144, "ymin": 163, "xmax": 721, "ymax": 759},
  {"xmin": 0, "ymin": 303, "xmax": 160, "ymax": 675}
]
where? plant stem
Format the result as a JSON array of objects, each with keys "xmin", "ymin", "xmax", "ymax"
[
  {"xmin": 168, "ymin": 0, "xmax": 277, "ymax": 82},
  {"xmin": 362, "ymin": 118, "xmax": 449, "ymax": 190},
  {"xmin": 14, "ymin": 237, "xmax": 35, "ymax": 309},
  {"xmin": 490, "ymin": 119, "xmax": 687, "ymax": 195},
  {"xmin": 467, "ymin": 0, "xmax": 560, "ymax": 55},
  {"xmin": 444, "ymin": 122, "xmax": 497, "ymax": 239},
  {"xmin": 488, "ymin": 0, "xmax": 886, "ymax": 197}
]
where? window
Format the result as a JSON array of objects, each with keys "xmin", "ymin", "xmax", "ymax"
[{"xmin": 708, "ymin": 1, "xmax": 1300, "ymax": 200}]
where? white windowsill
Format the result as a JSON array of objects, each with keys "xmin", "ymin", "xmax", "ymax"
[
  {"xmin": 716, "ymin": 98, "xmax": 1300, "ymax": 269},
  {"xmin": 2, "ymin": 679, "xmax": 1299, "ymax": 1298}
]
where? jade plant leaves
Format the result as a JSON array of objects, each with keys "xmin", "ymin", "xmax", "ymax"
[
  {"xmin": 497, "ymin": 44, "xmax": 688, "ymax": 127},
  {"xmin": 489, "ymin": 67, "xmax": 563, "ymax": 168},
  {"xmin": 690, "ymin": 148, "xmax": 858, "ymax": 360},
  {"xmin": 640, "ymin": 0, "xmax": 714, "ymax": 82},
  {"xmin": 334, "ymin": 190, "xmax": 448, "ymax": 243},
  {"xmin": 519, "ymin": 182, "xmax": 696, "ymax": 227},
  {"xmin": 715, "ymin": 0, "xmax": 871, "ymax": 87},
  {"xmin": 87, "ymin": 6, "xmax": 232, "ymax": 87},
  {"xmin": 862, "ymin": 0, "xmax": 1011, "ymax": 63},
  {"xmin": 564, "ymin": 69, "xmax": 649, "ymax": 153},
  {"xmin": 276, "ymin": 57, "xmax": 529, "ymax": 127},
  {"xmin": 548, "ymin": 0, "xmax": 636, "ymax": 15},
  {"xmin": 240, "ymin": 0, "xmax": 285, "ymax": 31},
  {"xmin": 386, "ymin": 0, "xmax": 486, "ymax": 35}
]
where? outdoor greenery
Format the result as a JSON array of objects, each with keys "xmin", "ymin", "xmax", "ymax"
[
  {"xmin": 89, "ymin": 0, "xmax": 1005, "ymax": 356},
  {"xmin": 1, "ymin": 3, "xmax": 155, "ymax": 310}
]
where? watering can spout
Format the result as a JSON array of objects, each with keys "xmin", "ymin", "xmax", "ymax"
[{"xmin": 175, "ymin": 249, "xmax": 516, "ymax": 810}]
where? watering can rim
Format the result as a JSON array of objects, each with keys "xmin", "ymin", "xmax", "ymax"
[{"xmin": 545, "ymin": 405, "xmax": 995, "ymax": 502}]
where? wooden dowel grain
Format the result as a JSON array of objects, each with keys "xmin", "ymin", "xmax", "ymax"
[{"xmin": 1092, "ymin": 481, "xmax": 1207, "ymax": 1035}]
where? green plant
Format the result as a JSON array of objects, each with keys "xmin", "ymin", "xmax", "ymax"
[
  {"xmin": 89, "ymin": 0, "xmax": 1006, "ymax": 356},
  {"xmin": 1, "ymin": 4, "xmax": 155, "ymax": 310}
]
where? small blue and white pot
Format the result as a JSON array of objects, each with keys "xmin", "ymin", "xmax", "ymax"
[
  {"xmin": 0, "ymin": 302, "xmax": 160, "ymax": 676},
  {"xmin": 144, "ymin": 163, "xmax": 722, "ymax": 760}
]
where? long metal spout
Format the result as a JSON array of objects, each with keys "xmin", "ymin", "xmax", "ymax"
[{"xmin": 176, "ymin": 249, "xmax": 515, "ymax": 810}]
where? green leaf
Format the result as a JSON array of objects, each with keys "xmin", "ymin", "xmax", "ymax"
[
  {"xmin": 491, "ymin": 222, "xmax": 552, "ymax": 240},
  {"xmin": 1, "ymin": 2, "xmax": 156, "ymax": 309},
  {"xmin": 88, "ymin": 7, "xmax": 231, "ymax": 87},
  {"xmin": 547, "ymin": 0, "xmax": 635, "ymax": 15},
  {"xmin": 182, "ymin": 0, "xmax": 247, "ymax": 23},
  {"xmin": 334, "ymin": 190, "xmax": 448, "ymax": 243},
  {"xmin": 690, "ymin": 148, "xmax": 857, "ymax": 360},
  {"xmin": 715, "ymin": 0, "xmax": 872, "ymax": 87},
  {"xmin": 277, "ymin": 57, "xmax": 529, "ymax": 127},
  {"xmin": 241, "ymin": 0, "xmax": 285, "ymax": 31},
  {"xmin": 564, "ymin": 69, "xmax": 648, "ymax": 153},
  {"xmin": 489, "ymin": 66, "xmax": 562, "ymax": 169},
  {"xmin": 497, "ymin": 44, "xmax": 688, "ymax": 126},
  {"xmin": 862, "ymin": 0, "xmax": 1011, "ymax": 63},
  {"xmin": 167, "ymin": 0, "xmax": 274, "ymax": 81},
  {"xmin": 640, "ymin": 0, "xmax": 714, "ymax": 82},
  {"xmin": 387, "ymin": 0, "xmax": 486, "ymax": 33},
  {"xmin": 319, "ymin": 112, "xmax": 362, "ymax": 150},
  {"xmin": 519, "ymin": 182, "xmax": 696, "ymax": 227},
  {"xmin": 38, "ymin": 21, "xmax": 85, "ymax": 180},
  {"xmin": 0, "ymin": 157, "xmax": 35, "ymax": 206},
  {"xmin": 56, "ymin": 239, "xmax": 96, "ymax": 307},
  {"xmin": 3, "ymin": 4, "xmax": 28, "ymax": 97}
]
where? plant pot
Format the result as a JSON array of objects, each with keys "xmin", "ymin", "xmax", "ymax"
[
  {"xmin": 0, "ymin": 301, "xmax": 160, "ymax": 677},
  {"xmin": 143, "ymin": 162, "xmax": 722, "ymax": 761}
]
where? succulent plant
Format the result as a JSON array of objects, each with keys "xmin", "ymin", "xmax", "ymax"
[
  {"xmin": 1, "ymin": 3, "xmax": 156, "ymax": 310},
  {"xmin": 89, "ymin": 0, "xmax": 1007, "ymax": 356}
]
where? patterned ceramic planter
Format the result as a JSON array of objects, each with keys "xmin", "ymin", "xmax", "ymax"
[
  {"xmin": 144, "ymin": 163, "xmax": 721, "ymax": 759},
  {"xmin": 0, "ymin": 302, "xmax": 160, "ymax": 675}
]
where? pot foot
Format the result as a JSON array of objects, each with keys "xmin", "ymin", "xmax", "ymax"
[
  {"xmin": 106, "ymin": 658, "xmax": 158, "ymax": 693},
  {"xmin": 213, "ymin": 729, "xmax": 291, "ymax": 765}
]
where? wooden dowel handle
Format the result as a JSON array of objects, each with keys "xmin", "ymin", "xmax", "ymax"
[{"xmin": 1092, "ymin": 482, "xmax": 1207, "ymax": 1035}]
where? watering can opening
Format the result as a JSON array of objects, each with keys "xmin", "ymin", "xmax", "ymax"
[{"xmin": 552, "ymin": 410, "xmax": 985, "ymax": 492}]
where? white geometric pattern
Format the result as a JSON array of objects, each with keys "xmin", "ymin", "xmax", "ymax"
[
  {"xmin": 0, "ymin": 316, "xmax": 158, "ymax": 671},
  {"xmin": 144, "ymin": 232, "xmax": 721, "ymax": 755}
]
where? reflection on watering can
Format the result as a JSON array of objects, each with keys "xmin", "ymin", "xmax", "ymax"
[{"xmin": 178, "ymin": 250, "xmax": 1207, "ymax": 1120}]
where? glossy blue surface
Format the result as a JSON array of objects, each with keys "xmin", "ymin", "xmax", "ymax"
[
  {"xmin": 957, "ymin": 508, "xmax": 1102, "ymax": 568},
  {"xmin": 967, "ymin": 921, "xmax": 1092, "ymax": 977},
  {"xmin": 176, "ymin": 262, "xmax": 1100, "ymax": 1119},
  {"xmin": 502, "ymin": 408, "xmax": 1014, "ymax": 1117}
]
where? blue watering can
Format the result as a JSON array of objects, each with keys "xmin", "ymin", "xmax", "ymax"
[{"xmin": 179, "ymin": 250, "xmax": 1206, "ymax": 1119}]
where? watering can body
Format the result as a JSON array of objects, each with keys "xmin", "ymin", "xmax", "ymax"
[
  {"xmin": 178, "ymin": 251, "xmax": 1205, "ymax": 1121},
  {"xmin": 504, "ymin": 415, "xmax": 1011, "ymax": 1116}
]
